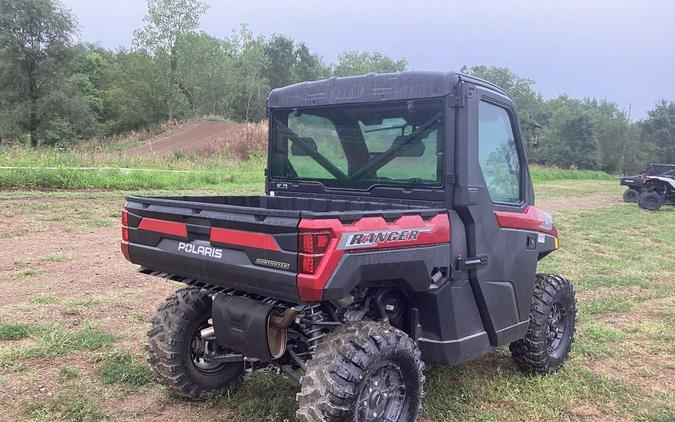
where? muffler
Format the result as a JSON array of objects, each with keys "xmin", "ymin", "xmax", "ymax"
[{"xmin": 210, "ymin": 295, "xmax": 296, "ymax": 361}]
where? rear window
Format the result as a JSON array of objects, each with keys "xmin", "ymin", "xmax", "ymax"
[{"xmin": 270, "ymin": 98, "xmax": 444, "ymax": 189}]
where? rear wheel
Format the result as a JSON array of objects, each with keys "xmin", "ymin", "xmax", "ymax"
[
  {"xmin": 296, "ymin": 321, "xmax": 424, "ymax": 422},
  {"xmin": 623, "ymin": 188, "xmax": 639, "ymax": 203},
  {"xmin": 638, "ymin": 191, "xmax": 663, "ymax": 211},
  {"xmin": 147, "ymin": 288, "xmax": 244, "ymax": 399},
  {"xmin": 510, "ymin": 274, "xmax": 576, "ymax": 374}
]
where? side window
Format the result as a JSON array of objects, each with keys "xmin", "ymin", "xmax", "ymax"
[{"xmin": 478, "ymin": 101, "xmax": 521, "ymax": 204}]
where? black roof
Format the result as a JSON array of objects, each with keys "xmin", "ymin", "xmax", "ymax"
[{"xmin": 267, "ymin": 70, "xmax": 509, "ymax": 109}]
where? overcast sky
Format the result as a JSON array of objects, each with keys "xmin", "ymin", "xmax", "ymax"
[{"xmin": 61, "ymin": 0, "xmax": 675, "ymax": 120}]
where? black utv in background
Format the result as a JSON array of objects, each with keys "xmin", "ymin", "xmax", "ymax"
[
  {"xmin": 620, "ymin": 163, "xmax": 675, "ymax": 203},
  {"xmin": 121, "ymin": 71, "xmax": 577, "ymax": 421},
  {"xmin": 636, "ymin": 169, "xmax": 675, "ymax": 211}
]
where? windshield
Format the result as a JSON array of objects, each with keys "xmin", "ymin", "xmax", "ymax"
[{"xmin": 269, "ymin": 98, "xmax": 444, "ymax": 189}]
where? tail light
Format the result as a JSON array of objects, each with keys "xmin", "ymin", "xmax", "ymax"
[
  {"xmin": 299, "ymin": 232, "xmax": 331, "ymax": 254},
  {"xmin": 121, "ymin": 205, "xmax": 131, "ymax": 261},
  {"xmin": 121, "ymin": 207, "xmax": 129, "ymax": 241},
  {"xmin": 298, "ymin": 231, "xmax": 331, "ymax": 274}
]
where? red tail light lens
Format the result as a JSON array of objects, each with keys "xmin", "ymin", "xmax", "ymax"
[
  {"xmin": 299, "ymin": 254, "xmax": 323, "ymax": 274},
  {"xmin": 299, "ymin": 232, "xmax": 331, "ymax": 254},
  {"xmin": 121, "ymin": 207, "xmax": 129, "ymax": 241},
  {"xmin": 298, "ymin": 231, "xmax": 332, "ymax": 274},
  {"xmin": 121, "ymin": 206, "xmax": 131, "ymax": 261}
]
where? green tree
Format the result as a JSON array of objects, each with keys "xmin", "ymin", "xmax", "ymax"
[
  {"xmin": 583, "ymin": 99, "xmax": 633, "ymax": 174},
  {"xmin": 0, "ymin": 47, "xmax": 24, "ymax": 142},
  {"xmin": 228, "ymin": 26, "xmax": 269, "ymax": 121},
  {"xmin": 538, "ymin": 97, "xmax": 601, "ymax": 169},
  {"xmin": 619, "ymin": 123, "xmax": 647, "ymax": 174},
  {"xmin": 461, "ymin": 66, "xmax": 545, "ymax": 132},
  {"xmin": 264, "ymin": 34, "xmax": 297, "ymax": 89},
  {"xmin": 263, "ymin": 36, "xmax": 328, "ymax": 89},
  {"xmin": 133, "ymin": 0, "xmax": 208, "ymax": 120},
  {"xmin": 0, "ymin": 0, "xmax": 76, "ymax": 146},
  {"xmin": 175, "ymin": 33, "xmax": 237, "ymax": 116},
  {"xmin": 639, "ymin": 100, "xmax": 675, "ymax": 164},
  {"xmin": 68, "ymin": 46, "xmax": 107, "ymax": 119},
  {"xmin": 333, "ymin": 51, "xmax": 406, "ymax": 77},
  {"xmin": 294, "ymin": 42, "xmax": 329, "ymax": 82},
  {"xmin": 102, "ymin": 50, "xmax": 168, "ymax": 134}
]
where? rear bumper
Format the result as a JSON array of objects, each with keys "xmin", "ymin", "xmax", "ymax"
[{"xmin": 128, "ymin": 242, "xmax": 300, "ymax": 303}]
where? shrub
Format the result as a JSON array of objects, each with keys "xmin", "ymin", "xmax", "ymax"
[{"xmin": 41, "ymin": 117, "xmax": 78, "ymax": 147}]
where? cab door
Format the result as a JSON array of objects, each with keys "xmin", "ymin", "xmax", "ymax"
[{"xmin": 453, "ymin": 82, "xmax": 539, "ymax": 346}]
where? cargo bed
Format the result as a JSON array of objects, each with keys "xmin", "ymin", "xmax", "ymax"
[{"xmin": 122, "ymin": 194, "xmax": 446, "ymax": 302}]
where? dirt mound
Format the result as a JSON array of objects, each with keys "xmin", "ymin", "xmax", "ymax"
[{"xmin": 125, "ymin": 120, "xmax": 265, "ymax": 158}]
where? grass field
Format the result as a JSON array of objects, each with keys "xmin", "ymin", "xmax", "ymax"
[
  {"xmin": 0, "ymin": 175, "xmax": 673, "ymax": 421},
  {"xmin": 0, "ymin": 146, "xmax": 266, "ymax": 190},
  {"xmin": 0, "ymin": 145, "xmax": 613, "ymax": 191}
]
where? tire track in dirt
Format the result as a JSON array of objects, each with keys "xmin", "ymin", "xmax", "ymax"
[
  {"xmin": 536, "ymin": 191, "xmax": 622, "ymax": 212},
  {"xmin": 125, "ymin": 121, "xmax": 237, "ymax": 157}
]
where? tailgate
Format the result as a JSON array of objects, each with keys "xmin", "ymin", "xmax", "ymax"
[{"xmin": 123, "ymin": 197, "xmax": 301, "ymax": 302}]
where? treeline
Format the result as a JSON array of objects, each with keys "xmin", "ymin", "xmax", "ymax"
[
  {"xmin": 0, "ymin": 0, "xmax": 406, "ymax": 147},
  {"xmin": 1, "ymin": 0, "xmax": 673, "ymax": 174},
  {"xmin": 461, "ymin": 66, "xmax": 674, "ymax": 174}
]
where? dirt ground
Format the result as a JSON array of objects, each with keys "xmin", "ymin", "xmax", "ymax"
[
  {"xmin": 0, "ymin": 183, "xmax": 672, "ymax": 421},
  {"xmin": 125, "ymin": 121, "xmax": 238, "ymax": 157}
]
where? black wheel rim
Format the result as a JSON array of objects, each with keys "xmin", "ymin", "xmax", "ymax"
[
  {"xmin": 645, "ymin": 196, "xmax": 657, "ymax": 208},
  {"xmin": 546, "ymin": 302, "xmax": 567, "ymax": 353},
  {"xmin": 356, "ymin": 362, "xmax": 407, "ymax": 422},
  {"xmin": 190, "ymin": 322, "xmax": 226, "ymax": 374}
]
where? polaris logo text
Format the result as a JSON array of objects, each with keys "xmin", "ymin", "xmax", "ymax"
[
  {"xmin": 177, "ymin": 242, "xmax": 223, "ymax": 259},
  {"xmin": 338, "ymin": 228, "xmax": 431, "ymax": 250}
]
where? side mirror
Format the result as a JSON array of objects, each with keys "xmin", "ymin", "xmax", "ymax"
[
  {"xmin": 392, "ymin": 135, "xmax": 425, "ymax": 157},
  {"xmin": 290, "ymin": 137, "xmax": 318, "ymax": 156}
]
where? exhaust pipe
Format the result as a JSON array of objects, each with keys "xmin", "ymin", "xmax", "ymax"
[
  {"xmin": 210, "ymin": 295, "xmax": 298, "ymax": 361},
  {"xmin": 200, "ymin": 326, "xmax": 215, "ymax": 340},
  {"xmin": 267, "ymin": 308, "xmax": 298, "ymax": 359}
]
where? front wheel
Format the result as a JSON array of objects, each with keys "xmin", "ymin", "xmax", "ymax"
[
  {"xmin": 147, "ymin": 288, "xmax": 244, "ymax": 399},
  {"xmin": 510, "ymin": 274, "xmax": 576, "ymax": 374},
  {"xmin": 296, "ymin": 322, "xmax": 425, "ymax": 422}
]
